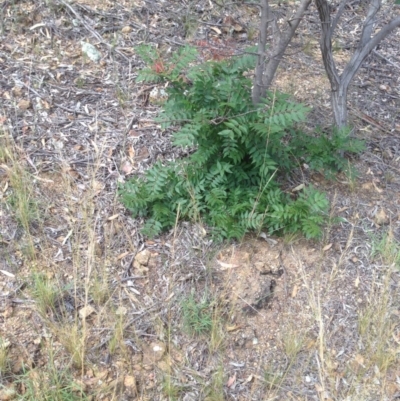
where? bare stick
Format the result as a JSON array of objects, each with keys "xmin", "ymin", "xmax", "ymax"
[{"xmin": 252, "ymin": 0, "xmax": 270, "ymax": 105}]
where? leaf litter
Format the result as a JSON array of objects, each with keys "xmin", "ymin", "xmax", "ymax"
[{"xmin": 0, "ymin": 0, "xmax": 399, "ymax": 400}]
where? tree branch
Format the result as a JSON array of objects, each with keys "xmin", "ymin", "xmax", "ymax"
[
  {"xmin": 342, "ymin": 15, "xmax": 400, "ymax": 88},
  {"xmin": 359, "ymin": 0, "xmax": 381, "ymax": 47},
  {"xmin": 315, "ymin": 0, "xmax": 340, "ymax": 89},
  {"xmin": 262, "ymin": 0, "xmax": 312, "ymax": 88},
  {"xmin": 331, "ymin": 0, "xmax": 349, "ymax": 33}
]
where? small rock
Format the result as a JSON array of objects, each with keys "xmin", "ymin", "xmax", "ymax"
[
  {"xmin": 81, "ymin": 42, "xmax": 101, "ymax": 63},
  {"xmin": 124, "ymin": 375, "xmax": 137, "ymax": 396},
  {"xmin": 121, "ymin": 26, "xmax": 132, "ymax": 34},
  {"xmin": 132, "ymin": 260, "xmax": 149, "ymax": 275},
  {"xmin": 115, "ymin": 306, "xmax": 128, "ymax": 316},
  {"xmin": 374, "ymin": 208, "xmax": 389, "ymax": 225},
  {"xmin": 124, "ymin": 375, "xmax": 136, "ymax": 387},
  {"xmin": 135, "ymin": 249, "xmax": 151, "ymax": 266},
  {"xmin": 79, "ymin": 305, "xmax": 96, "ymax": 319}
]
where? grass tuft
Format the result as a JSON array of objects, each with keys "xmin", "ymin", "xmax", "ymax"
[{"xmin": 181, "ymin": 292, "xmax": 214, "ymax": 336}]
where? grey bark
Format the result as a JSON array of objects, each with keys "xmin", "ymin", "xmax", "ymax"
[
  {"xmin": 252, "ymin": 0, "xmax": 270, "ymax": 105},
  {"xmin": 262, "ymin": 0, "xmax": 312, "ymax": 91},
  {"xmin": 252, "ymin": 0, "xmax": 312, "ymax": 105},
  {"xmin": 315, "ymin": 0, "xmax": 400, "ymax": 129}
]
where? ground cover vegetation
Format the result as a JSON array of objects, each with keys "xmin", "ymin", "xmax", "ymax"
[
  {"xmin": 0, "ymin": 0, "xmax": 399, "ymax": 400},
  {"xmin": 119, "ymin": 45, "xmax": 363, "ymax": 239}
]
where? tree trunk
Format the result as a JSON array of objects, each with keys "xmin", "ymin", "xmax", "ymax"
[
  {"xmin": 331, "ymin": 86, "xmax": 348, "ymax": 130},
  {"xmin": 252, "ymin": 0, "xmax": 270, "ymax": 105}
]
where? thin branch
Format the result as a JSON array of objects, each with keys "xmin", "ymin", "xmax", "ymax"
[
  {"xmin": 372, "ymin": 49, "xmax": 400, "ymax": 69},
  {"xmin": 342, "ymin": 15, "xmax": 400, "ymax": 87},
  {"xmin": 359, "ymin": 0, "xmax": 381, "ymax": 47},
  {"xmin": 264, "ymin": 0, "xmax": 311, "ymax": 82},
  {"xmin": 360, "ymin": 15, "xmax": 400, "ymax": 55},
  {"xmin": 332, "ymin": 0, "xmax": 349, "ymax": 32}
]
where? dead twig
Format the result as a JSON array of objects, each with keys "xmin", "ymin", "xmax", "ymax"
[{"xmin": 372, "ymin": 49, "xmax": 400, "ymax": 70}]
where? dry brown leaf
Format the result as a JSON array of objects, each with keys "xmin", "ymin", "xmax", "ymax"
[
  {"xmin": 210, "ymin": 26, "xmax": 222, "ymax": 35},
  {"xmin": 17, "ymin": 99, "xmax": 31, "ymax": 110},
  {"xmin": 354, "ymin": 354, "xmax": 364, "ymax": 366},
  {"xmin": 121, "ymin": 160, "xmax": 133, "ymax": 175},
  {"xmin": 66, "ymin": 169, "xmax": 80, "ymax": 179},
  {"xmin": 128, "ymin": 145, "xmax": 135, "ymax": 159},
  {"xmin": 128, "ymin": 129, "xmax": 141, "ymax": 137},
  {"xmin": 361, "ymin": 182, "xmax": 374, "ymax": 191},
  {"xmin": 165, "ymin": 292, "xmax": 175, "ymax": 302},
  {"xmin": 136, "ymin": 147, "xmax": 150, "ymax": 161},
  {"xmin": 92, "ymin": 180, "xmax": 104, "ymax": 194},
  {"xmin": 292, "ymin": 183, "xmax": 305, "ymax": 192},
  {"xmin": 322, "ymin": 243, "xmax": 332, "ymax": 252},
  {"xmin": 226, "ymin": 325, "xmax": 241, "ymax": 332},
  {"xmin": 372, "ymin": 181, "xmax": 383, "ymax": 193},
  {"xmin": 117, "ymin": 251, "xmax": 129, "ymax": 260},
  {"xmin": 12, "ymin": 86, "xmax": 22, "ymax": 96},
  {"xmin": 226, "ymin": 373, "xmax": 236, "ymax": 388}
]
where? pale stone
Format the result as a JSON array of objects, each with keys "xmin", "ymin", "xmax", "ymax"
[
  {"xmin": 79, "ymin": 305, "xmax": 96, "ymax": 319},
  {"xmin": 135, "ymin": 249, "xmax": 151, "ymax": 266},
  {"xmin": 115, "ymin": 306, "xmax": 128, "ymax": 316},
  {"xmin": 374, "ymin": 208, "xmax": 389, "ymax": 225}
]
